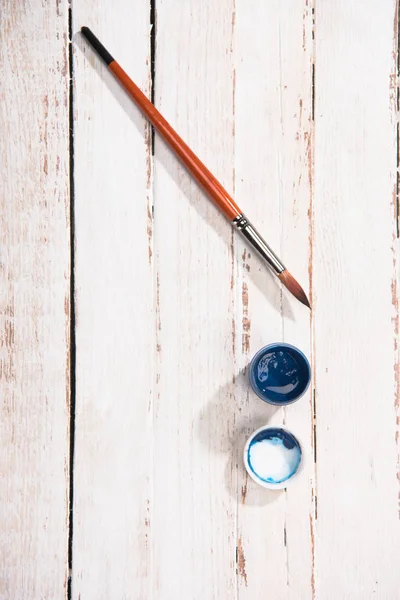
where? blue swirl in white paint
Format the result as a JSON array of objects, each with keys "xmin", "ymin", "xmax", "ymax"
[{"xmin": 247, "ymin": 428, "xmax": 301, "ymax": 485}]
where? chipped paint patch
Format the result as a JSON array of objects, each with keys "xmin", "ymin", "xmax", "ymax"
[
  {"xmin": 309, "ymin": 512, "xmax": 315, "ymax": 599},
  {"xmin": 237, "ymin": 537, "xmax": 248, "ymax": 586},
  {"xmin": 231, "ymin": 318, "xmax": 236, "ymax": 359},
  {"xmin": 241, "ymin": 250, "xmax": 251, "ymax": 354},
  {"xmin": 241, "ymin": 281, "xmax": 250, "ymax": 354},
  {"xmin": 144, "ymin": 121, "xmax": 154, "ymax": 266},
  {"xmin": 147, "ymin": 203, "xmax": 153, "ymax": 265},
  {"xmin": 241, "ymin": 472, "xmax": 248, "ymax": 504},
  {"xmin": 153, "ymin": 267, "xmax": 162, "ymax": 414},
  {"xmin": 156, "ymin": 272, "xmax": 161, "ymax": 333},
  {"xmin": 230, "ymin": 230, "xmax": 235, "ymax": 290},
  {"xmin": 306, "ymin": 128, "xmax": 314, "ymax": 308}
]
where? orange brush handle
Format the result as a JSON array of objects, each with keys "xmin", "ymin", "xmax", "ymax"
[
  {"xmin": 108, "ymin": 61, "xmax": 241, "ymax": 221},
  {"xmin": 81, "ymin": 27, "xmax": 311, "ymax": 308}
]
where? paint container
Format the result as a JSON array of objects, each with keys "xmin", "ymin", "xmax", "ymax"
[
  {"xmin": 244, "ymin": 426, "xmax": 302, "ymax": 489},
  {"xmin": 248, "ymin": 342, "xmax": 311, "ymax": 405}
]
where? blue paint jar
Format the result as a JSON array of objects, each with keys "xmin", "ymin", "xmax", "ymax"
[
  {"xmin": 249, "ymin": 343, "xmax": 311, "ymax": 405},
  {"xmin": 244, "ymin": 426, "xmax": 302, "ymax": 489}
]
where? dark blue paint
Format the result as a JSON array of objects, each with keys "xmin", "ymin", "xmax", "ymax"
[{"xmin": 249, "ymin": 343, "xmax": 311, "ymax": 405}]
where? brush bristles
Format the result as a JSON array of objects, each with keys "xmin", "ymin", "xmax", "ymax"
[{"xmin": 278, "ymin": 270, "xmax": 311, "ymax": 309}]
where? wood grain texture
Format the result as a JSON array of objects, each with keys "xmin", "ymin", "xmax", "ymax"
[
  {"xmin": 153, "ymin": 1, "xmax": 237, "ymax": 598},
  {"xmin": 0, "ymin": 1, "xmax": 70, "ymax": 597},
  {"xmin": 313, "ymin": 1, "xmax": 400, "ymax": 598},
  {"xmin": 108, "ymin": 60, "xmax": 242, "ymax": 220},
  {"xmin": 71, "ymin": 2, "xmax": 153, "ymax": 598},
  {"xmin": 234, "ymin": 1, "xmax": 314, "ymax": 597},
  {"xmin": 3, "ymin": 0, "xmax": 400, "ymax": 598}
]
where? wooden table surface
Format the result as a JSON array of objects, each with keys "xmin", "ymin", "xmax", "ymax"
[{"xmin": 1, "ymin": 1, "xmax": 400, "ymax": 598}]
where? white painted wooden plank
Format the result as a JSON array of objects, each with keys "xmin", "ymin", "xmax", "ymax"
[
  {"xmin": 0, "ymin": 1, "xmax": 70, "ymax": 597},
  {"xmin": 153, "ymin": 1, "xmax": 237, "ymax": 598},
  {"xmin": 234, "ymin": 2, "xmax": 314, "ymax": 598},
  {"xmin": 314, "ymin": 1, "xmax": 400, "ymax": 598},
  {"xmin": 71, "ymin": 3, "xmax": 153, "ymax": 598},
  {"xmin": 68, "ymin": 2, "xmax": 400, "ymax": 598}
]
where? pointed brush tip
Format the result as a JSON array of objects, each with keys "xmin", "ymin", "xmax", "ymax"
[
  {"xmin": 296, "ymin": 288, "xmax": 311, "ymax": 309},
  {"xmin": 278, "ymin": 270, "xmax": 311, "ymax": 309}
]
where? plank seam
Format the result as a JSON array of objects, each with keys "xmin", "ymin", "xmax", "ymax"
[
  {"xmin": 396, "ymin": 0, "xmax": 400, "ymax": 237},
  {"xmin": 67, "ymin": 4, "xmax": 77, "ymax": 599},
  {"xmin": 150, "ymin": 0, "xmax": 157, "ymax": 155},
  {"xmin": 393, "ymin": 0, "xmax": 400, "ymax": 520},
  {"xmin": 149, "ymin": 1, "xmax": 157, "ymax": 595},
  {"xmin": 309, "ymin": 1, "xmax": 317, "ymax": 598}
]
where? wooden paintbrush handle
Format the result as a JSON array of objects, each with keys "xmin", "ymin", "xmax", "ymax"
[
  {"xmin": 81, "ymin": 27, "xmax": 240, "ymax": 220},
  {"xmin": 81, "ymin": 27, "xmax": 311, "ymax": 307},
  {"xmin": 108, "ymin": 62, "xmax": 241, "ymax": 220}
]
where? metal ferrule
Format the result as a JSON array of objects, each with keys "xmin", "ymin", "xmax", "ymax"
[{"xmin": 232, "ymin": 214, "xmax": 285, "ymax": 274}]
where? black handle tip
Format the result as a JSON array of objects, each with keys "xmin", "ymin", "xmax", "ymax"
[{"xmin": 81, "ymin": 26, "xmax": 114, "ymax": 66}]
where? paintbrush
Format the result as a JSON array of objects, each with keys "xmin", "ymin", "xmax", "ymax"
[{"xmin": 81, "ymin": 26, "xmax": 310, "ymax": 308}]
